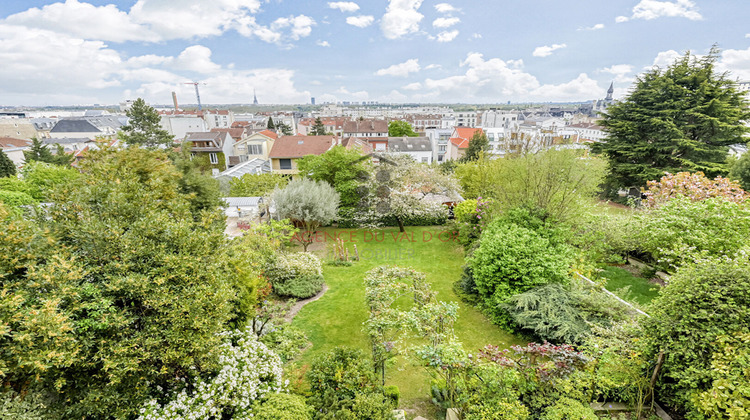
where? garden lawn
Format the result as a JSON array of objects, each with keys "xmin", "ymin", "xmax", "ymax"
[
  {"xmin": 598, "ymin": 265, "xmax": 660, "ymax": 306},
  {"xmin": 290, "ymin": 226, "xmax": 523, "ymax": 411}
]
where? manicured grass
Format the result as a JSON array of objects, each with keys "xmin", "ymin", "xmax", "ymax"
[
  {"xmin": 598, "ymin": 265, "xmax": 660, "ymax": 306},
  {"xmin": 290, "ymin": 226, "xmax": 523, "ymax": 412}
]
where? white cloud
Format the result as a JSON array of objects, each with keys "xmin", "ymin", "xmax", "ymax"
[
  {"xmin": 381, "ymin": 0, "xmax": 424, "ymax": 39},
  {"xmin": 531, "ymin": 73, "xmax": 604, "ymax": 101},
  {"xmin": 599, "ymin": 64, "xmax": 635, "ymax": 83},
  {"xmin": 620, "ymin": 0, "xmax": 702, "ymax": 22},
  {"xmin": 651, "ymin": 49, "xmax": 682, "ymax": 68},
  {"xmin": 433, "ymin": 17, "xmax": 460, "ymax": 28},
  {"xmin": 424, "ymin": 64, "xmax": 441, "ymax": 70},
  {"xmin": 316, "ymin": 40, "xmax": 331, "ymax": 47},
  {"xmin": 375, "ymin": 59, "xmax": 421, "ymax": 77},
  {"xmin": 533, "ymin": 43, "xmax": 567, "ymax": 57},
  {"xmin": 383, "ymin": 89, "xmax": 408, "ymax": 102},
  {"xmin": 472, "ymin": 33, "xmax": 482, "ymax": 39},
  {"xmin": 403, "ymin": 82, "xmax": 422, "ymax": 90},
  {"xmin": 272, "ymin": 15, "xmax": 315, "ymax": 40},
  {"xmin": 327, "ymin": 1, "xmax": 360, "ymax": 12},
  {"xmin": 0, "ymin": 21, "xmax": 311, "ymax": 106},
  {"xmin": 4, "ymin": 0, "xmax": 315, "ymax": 47},
  {"xmin": 434, "ymin": 3, "xmax": 459, "ymax": 13},
  {"xmin": 4, "ymin": 0, "xmax": 159, "ymax": 42},
  {"xmin": 578, "ymin": 23, "xmax": 605, "ymax": 31},
  {"xmin": 0, "ymin": 24, "xmax": 123, "ymax": 94},
  {"xmin": 413, "ymin": 53, "xmax": 603, "ymax": 102},
  {"xmin": 129, "ymin": 0, "xmax": 262, "ymax": 40},
  {"xmin": 436, "ymin": 30, "xmax": 459, "ymax": 42},
  {"xmin": 176, "ymin": 45, "xmax": 221, "ymax": 74},
  {"xmin": 335, "ymin": 86, "xmax": 369, "ymax": 100},
  {"xmin": 346, "ymin": 15, "xmax": 374, "ymax": 28},
  {"xmin": 717, "ymin": 47, "xmax": 750, "ymax": 80},
  {"xmin": 615, "ymin": 16, "xmax": 629, "ymax": 23}
]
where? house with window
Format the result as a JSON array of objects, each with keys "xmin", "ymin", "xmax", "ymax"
[
  {"xmin": 387, "ymin": 137, "xmax": 432, "ymax": 163},
  {"xmin": 268, "ymin": 135, "xmax": 337, "ymax": 177},
  {"xmin": 232, "ymin": 129, "xmax": 277, "ymax": 164},
  {"xmin": 342, "ymin": 119, "xmax": 389, "ymax": 152},
  {"xmin": 184, "ymin": 131, "xmax": 234, "ymax": 175},
  {"xmin": 446, "ymin": 127, "xmax": 483, "ymax": 161}
]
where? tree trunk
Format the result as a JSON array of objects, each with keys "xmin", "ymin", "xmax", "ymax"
[{"xmin": 397, "ymin": 216, "xmax": 405, "ymax": 233}]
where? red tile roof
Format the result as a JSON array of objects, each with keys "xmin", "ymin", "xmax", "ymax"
[
  {"xmin": 269, "ymin": 135, "xmax": 337, "ymax": 158},
  {"xmin": 257, "ymin": 129, "xmax": 278, "ymax": 139},
  {"xmin": 450, "ymin": 137, "xmax": 469, "ymax": 148},
  {"xmin": 0, "ymin": 137, "xmax": 31, "ymax": 149},
  {"xmin": 454, "ymin": 127, "xmax": 482, "ymax": 140}
]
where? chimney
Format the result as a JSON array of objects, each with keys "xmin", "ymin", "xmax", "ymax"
[{"xmin": 172, "ymin": 91, "xmax": 179, "ymax": 110}]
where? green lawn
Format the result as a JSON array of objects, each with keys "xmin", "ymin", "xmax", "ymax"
[
  {"xmin": 290, "ymin": 226, "xmax": 523, "ymax": 412},
  {"xmin": 598, "ymin": 265, "xmax": 660, "ymax": 306}
]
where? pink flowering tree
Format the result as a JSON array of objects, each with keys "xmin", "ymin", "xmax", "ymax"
[{"xmin": 643, "ymin": 171, "xmax": 747, "ymax": 208}]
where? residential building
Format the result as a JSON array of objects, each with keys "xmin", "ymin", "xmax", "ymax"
[
  {"xmin": 268, "ymin": 135, "xmax": 337, "ymax": 177},
  {"xmin": 49, "ymin": 117, "xmax": 120, "ymax": 140},
  {"xmin": 387, "ymin": 137, "xmax": 433, "ymax": 163},
  {"xmin": 160, "ymin": 110, "xmax": 208, "ymax": 138},
  {"xmin": 184, "ymin": 131, "xmax": 234, "ymax": 175},
  {"xmin": 568, "ymin": 123, "xmax": 606, "ymax": 143},
  {"xmin": 297, "ymin": 117, "xmax": 347, "ymax": 136},
  {"xmin": 0, "ymin": 118, "xmax": 38, "ymax": 140},
  {"xmin": 342, "ymin": 119, "xmax": 389, "ymax": 152},
  {"xmin": 455, "ymin": 111, "xmax": 479, "ymax": 127},
  {"xmin": 0, "ymin": 137, "xmax": 31, "ymax": 166},
  {"xmin": 232, "ymin": 129, "xmax": 278, "ymax": 166},
  {"xmin": 424, "ymin": 128, "xmax": 452, "ymax": 163},
  {"xmin": 446, "ymin": 127, "xmax": 483, "ymax": 161}
]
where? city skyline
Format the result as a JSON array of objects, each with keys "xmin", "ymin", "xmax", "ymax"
[{"xmin": 1, "ymin": 0, "xmax": 749, "ymax": 106}]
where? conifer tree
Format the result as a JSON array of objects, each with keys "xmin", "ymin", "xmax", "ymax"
[
  {"xmin": 592, "ymin": 48, "xmax": 750, "ymax": 192},
  {"xmin": 311, "ymin": 117, "xmax": 326, "ymax": 135},
  {"xmin": 267, "ymin": 117, "xmax": 276, "ymax": 130},
  {"xmin": 119, "ymin": 98, "xmax": 174, "ymax": 147},
  {"xmin": 0, "ymin": 149, "xmax": 16, "ymax": 178}
]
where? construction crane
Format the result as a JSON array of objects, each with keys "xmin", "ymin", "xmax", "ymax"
[{"xmin": 184, "ymin": 82, "xmax": 204, "ymax": 110}]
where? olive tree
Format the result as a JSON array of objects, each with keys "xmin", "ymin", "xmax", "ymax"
[{"xmin": 272, "ymin": 178, "xmax": 339, "ymax": 251}]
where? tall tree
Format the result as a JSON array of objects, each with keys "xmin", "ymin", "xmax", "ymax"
[
  {"xmin": 297, "ymin": 145, "xmax": 371, "ymax": 208},
  {"xmin": 388, "ymin": 120, "xmax": 419, "ymax": 137},
  {"xmin": 0, "ymin": 149, "xmax": 16, "ymax": 178},
  {"xmin": 277, "ymin": 121, "xmax": 293, "ymax": 136},
  {"xmin": 272, "ymin": 178, "xmax": 340, "ymax": 251},
  {"xmin": 461, "ymin": 131, "xmax": 490, "ymax": 162},
  {"xmin": 310, "ymin": 117, "xmax": 326, "ymax": 136},
  {"xmin": 119, "ymin": 98, "xmax": 174, "ymax": 147},
  {"xmin": 23, "ymin": 137, "xmax": 72, "ymax": 166},
  {"xmin": 267, "ymin": 117, "xmax": 276, "ymax": 130},
  {"xmin": 592, "ymin": 48, "xmax": 750, "ymax": 192}
]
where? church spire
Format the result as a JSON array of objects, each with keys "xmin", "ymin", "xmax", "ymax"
[
  {"xmin": 606, "ymin": 82, "xmax": 614, "ymax": 101},
  {"xmin": 253, "ymin": 88, "xmax": 258, "ymax": 105}
]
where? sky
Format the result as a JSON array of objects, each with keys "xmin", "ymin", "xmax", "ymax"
[{"xmin": 1, "ymin": 0, "xmax": 749, "ymax": 107}]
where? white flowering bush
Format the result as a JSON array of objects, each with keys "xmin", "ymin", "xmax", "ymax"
[
  {"xmin": 267, "ymin": 252, "xmax": 324, "ymax": 299},
  {"xmin": 137, "ymin": 327, "xmax": 285, "ymax": 420}
]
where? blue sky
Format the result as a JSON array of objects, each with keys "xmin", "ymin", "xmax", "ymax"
[{"xmin": 1, "ymin": 0, "xmax": 749, "ymax": 106}]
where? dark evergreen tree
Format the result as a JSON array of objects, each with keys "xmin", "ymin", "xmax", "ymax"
[
  {"xmin": 592, "ymin": 48, "xmax": 750, "ymax": 192},
  {"xmin": 311, "ymin": 117, "xmax": 326, "ymax": 136},
  {"xmin": 119, "ymin": 98, "xmax": 174, "ymax": 147},
  {"xmin": 267, "ymin": 117, "xmax": 276, "ymax": 130},
  {"xmin": 277, "ymin": 121, "xmax": 293, "ymax": 136},
  {"xmin": 23, "ymin": 137, "xmax": 55, "ymax": 164},
  {"xmin": 461, "ymin": 131, "xmax": 490, "ymax": 162},
  {"xmin": 0, "ymin": 149, "xmax": 16, "ymax": 178}
]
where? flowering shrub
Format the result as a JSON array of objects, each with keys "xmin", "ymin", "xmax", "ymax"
[
  {"xmin": 643, "ymin": 171, "xmax": 747, "ymax": 208},
  {"xmin": 137, "ymin": 327, "xmax": 285, "ymax": 420},
  {"xmin": 266, "ymin": 252, "xmax": 324, "ymax": 299},
  {"xmin": 633, "ymin": 196, "xmax": 750, "ymax": 270}
]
